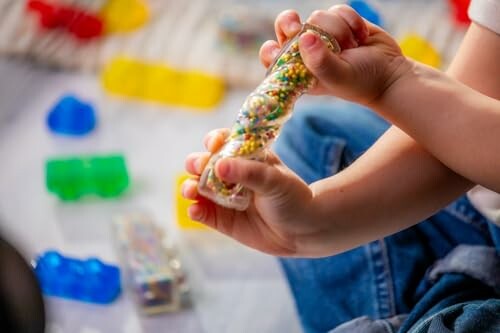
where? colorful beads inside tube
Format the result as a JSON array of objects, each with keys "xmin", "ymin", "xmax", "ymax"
[{"xmin": 198, "ymin": 23, "xmax": 340, "ymax": 211}]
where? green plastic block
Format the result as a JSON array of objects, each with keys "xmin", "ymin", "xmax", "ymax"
[{"xmin": 46, "ymin": 154, "xmax": 130, "ymax": 201}]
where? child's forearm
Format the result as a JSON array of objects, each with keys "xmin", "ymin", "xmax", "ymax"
[
  {"xmin": 295, "ymin": 70, "xmax": 497, "ymax": 256},
  {"xmin": 292, "ymin": 23, "xmax": 500, "ymax": 257},
  {"xmin": 371, "ymin": 62, "xmax": 500, "ymax": 192},
  {"xmin": 295, "ymin": 126, "xmax": 471, "ymax": 257},
  {"xmin": 447, "ymin": 23, "xmax": 500, "ymax": 100}
]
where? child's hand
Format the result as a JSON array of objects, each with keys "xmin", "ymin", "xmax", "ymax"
[
  {"xmin": 182, "ymin": 129, "xmax": 320, "ymax": 256},
  {"xmin": 260, "ymin": 5, "xmax": 412, "ymax": 106}
]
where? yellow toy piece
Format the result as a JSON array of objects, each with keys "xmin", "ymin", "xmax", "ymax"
[
  {"xmin": 175, "ymin": 173, "xmax": 209, "ymax": 230},
  {"xmin": 399, "ymin": 34, "xmax": 442, "ymax": 68},
  {"xmin": 101, "ymin": 0, "xmax": 149, "ymax": 33},
  {"xmin": 101, "ymin": 57, "xmax": 225, "ymax": 109}
]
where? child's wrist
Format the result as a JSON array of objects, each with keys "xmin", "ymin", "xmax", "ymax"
[
  {"xmin": 371, "ymin": 59, "xmax": 446, "ymax": 115},
  {"xmin": 367, "ymin": 56, "xmax": 416, "ymax": 109}
]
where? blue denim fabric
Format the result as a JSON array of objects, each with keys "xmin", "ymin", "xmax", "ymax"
[
  {"xmin": 273, "ymin": 101, "xmax": 500, "ymax": 333},
  {"xmin": 332, "ymin": 248, "xmax": 500, "ymax": 333},
  {"xmin": 329, "ymin": 315, "xmax": 408, "ymax": 333},
  {"xmin": 427, "ymin": 245, "xmax": 500, "ymax": 293},
  {"xmin": 408, "ymin": 299, "xmax": 500, "ymax": 333}
]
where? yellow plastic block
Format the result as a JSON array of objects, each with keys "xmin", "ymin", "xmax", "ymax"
[
  {"xmin": 101, "ymin": 0, "xmax": 149, "ymax": 33},
  {"xmin": 175, "ymin": 173, "xmax": 208, "ymax": 230},
  {"xmin": 101, "ymin": 57, "xmax": 225, "ymax": 109},
  {"xmin": 399, "ymin": 34, "xmax": 442, "ymax": 68}
]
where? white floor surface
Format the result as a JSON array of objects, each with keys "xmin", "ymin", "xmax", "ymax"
[{"xmin": 0, "ymin": 58, "xmax": 303, "ymax": 333}]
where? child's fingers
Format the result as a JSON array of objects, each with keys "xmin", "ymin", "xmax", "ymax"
[
  {"xmin": 298, "ymin": 5, "xmax": 372, "ymax": 89},
  {"xmin": 299, "ymin": 32, "xmax": 350, "ymax": 88},
  {"xmin": 183, "ymin": 182, "xmax": 229, "ymax": 228},
  {"xmin": 203, "ymin": 128, "xmax": 230, "ymax": 152},
  {"xmin": 307, "ymin": 9, "xmax": 358, "ymax": 50},
  {"xmin": 188, "ymin": 199, "xmax": 227, "ymax": 231},
  {"xmin": 259, "ymin": 40, "xmax": 281, "ymax": 68},
  {"xmin": 274, "ymin": 9, "xmax": 302, "ymax": 45},
  {"xmin": 187, "ymin": 202, "xmax": 206, "ymax": 222},
  {"xmin": 215, "ymin": 158, "xmax": 284, "ymax": 196},
  {"xmin": 329, "ymin": 5, "xmax": 369, "ymax": 44},
  {"xmin": 188, "ymin": 200, "xmax": 218, "ymax": 227},
  {"xmin": 185, "ymin": 152, "xmax": 211, "ymax": 175},
  {"xmin": 181, "ymin": 178, "xmax": 200, "ymax": 200},
  {"xmin": 187, "ymin": 197, "xmax": 213, "ymax": 222}
]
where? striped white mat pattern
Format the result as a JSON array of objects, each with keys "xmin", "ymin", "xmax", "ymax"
[{"xmin": 0, "ymin": 0, "xmax": 466, "ymax": 87}]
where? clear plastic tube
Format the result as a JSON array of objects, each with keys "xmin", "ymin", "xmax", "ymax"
[{"xmin": 198, "ymin": 23, "xmax": 340, "ymax": 210}]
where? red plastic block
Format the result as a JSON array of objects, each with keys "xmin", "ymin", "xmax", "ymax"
[
  {"xmin": 27, "ymin": 0, "xmax": 104, "ymax": 40},
  {"xmin": 449, "ymin": 0, "xmax": 471, "ymax": 25}
]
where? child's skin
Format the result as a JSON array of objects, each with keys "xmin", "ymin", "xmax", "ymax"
[{"xmin": 182, "ymin": 5, "xmax": 500, "ymax": 257}]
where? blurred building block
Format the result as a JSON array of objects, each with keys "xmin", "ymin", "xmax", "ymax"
[
  {"xmin": 399, "ymin": 34, "xmax": 442, "ymax": 68},
  {"xmin": 101, "ymin": 57, "xmax": 225, "ymax": 109},
  {"xmin": 46, "ymin": 94, "xmax": 97, "ymax": 136},
  {"xmin": 217, "ymin": 6, "xmax": 275, "ymax": 55},
  {"xmin": 112, "ymin": 214, "xmax": 190, "ymax": 314},
  {"xmin": 26, "ymin": 0, "xmax": 104, "ymax": 40},
  {"xmin": 0, "ymin": 0, "xmax": 466, "ymax": 87},
  {"xmin": 100, "ymin": 0, "xmax": 149, "ymax": 33},
  {"xmin": 348, "ymin": 0, "xmax": 383, "ymax": 26},
  {"xmin": 46, "ymin": 154, "xmax": 130, "ymax": 201},
  {"xmin": 175, "ymin": 173, "xmax": 208, "ymax": 230},
  {"xmin": 33, "ymin": 250, "xmax": 121, "ymax": 304},
  {"xmin": 448, "ymin": 0, "xmax": 471, "ymax": 25}
]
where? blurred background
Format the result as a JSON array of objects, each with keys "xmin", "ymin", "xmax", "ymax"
[{"xmin": 0, "ymin": 0, "xmax": 470, "ymax": 332}]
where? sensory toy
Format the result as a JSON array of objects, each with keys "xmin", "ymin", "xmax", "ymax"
[
  {"xmin": 46, "ymin": 154, "xmax": 130, "ymax": 201},
  {"xmin": 348, "ymin": 0, "xmax": 382, "ymax": 26},
  {"xmin": 46, "ymin": 95, "xmax": 97, "ymax": 136},
  {"xmin": 399, "ymin": 34, "xmax": 442, "ymax": 68},
  {"xmin": 112, "ymin": 214, "xmax": 190, "ymax": 314},
  {"xmin": 198, "ymin": 23, "xmax": 340, "ymax": 210},
  {"xmin": 33, "ymin": 250, "xmax": 121, "ymax": 304},
  {"xmin": 100, "ymin": 0, "xmax": 149, "ymax": 33},
  {"xmin": 26, "ymin": 0, "xmax": 104, "ymax": 40},
  {"xmin": 175, "ymin": 173, "xmax": 208, "ymax": 230},
  {"xmin": 101, "ymin": 57, "xmax": 225, "ymax": 109}
]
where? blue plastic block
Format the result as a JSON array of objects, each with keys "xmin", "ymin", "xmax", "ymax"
[
  {"xmin": 47, "ymin": 95, "xmax": 97, "ymax": 136},
  {"xmin": 349, "ymin": 0, "xmax": 382, "ymax": 26},
  {"xmin": 33, "ymin": 250, "xmax": 121, "ymax": 304}
]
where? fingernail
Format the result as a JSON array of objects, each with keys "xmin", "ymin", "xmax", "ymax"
[
  {"xmin": 300, "ymin": 33, "xmax": 317, "ymax": 48},
  {"xmin": 194, "ymin": 158, "xmax": 202, "ymax": 173},
  {"xmin": 288, "ymin": 22, "xmax": 301, "ymax": 34},
  {"xmin": 271, "ymin": 47, "xmax": 280, "ymax": 59},
  {"xmin": 188, "ymin": 205, "xmax": 203, "ymax": 221},
  {"xmin": 204, "ymin": 130, "xmax": 217, "ymax": 148},
  {"xmin": 217, "ymin": 159, "xmax": 231, "ymax": 179},
  {"xmin": 206, "ymin": 135, "xmax": 214, "ymax": 149}
]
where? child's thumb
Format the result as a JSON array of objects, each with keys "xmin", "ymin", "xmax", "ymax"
[
  {"xmin": 215, "ymin": 158, "xmax": 283, "ymax": 196},
  {"xmin": 299, "ymin": 32, "xmax": 348, "ymax": 87}
]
